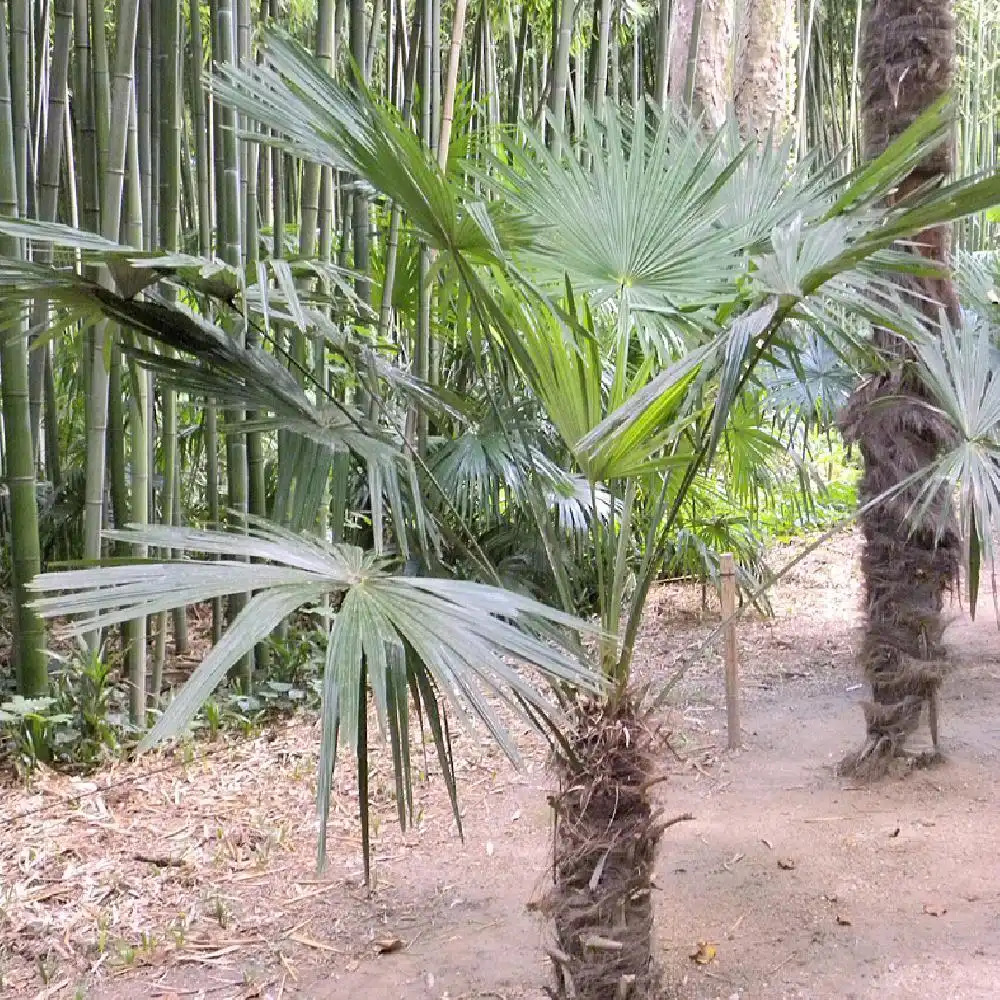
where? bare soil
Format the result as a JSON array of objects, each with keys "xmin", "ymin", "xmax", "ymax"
[{"xmin": 3, "ymin": 533, "xmax": 1000, "ymax": 999}]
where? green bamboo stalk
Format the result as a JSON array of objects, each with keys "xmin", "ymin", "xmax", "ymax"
[
  {"xmin": 414, "ymin": 0, "xmax": 434, "ymax": 455},
  {"xmin": 60, "ymin": 103, "xmax": 78, "ymax": 231},
  {"xmin": 365, "ymin": 0, "xmax": 384, "ymax": 78},
  {"xmin": 188, "ymin": 0, "xmax": 223, "ymax": 641},
  {"xmin": 122, "ymin": 79, "xmax": 150, "ymax": 717},
  {"xmin": 654, "ymin": 0, "xmax": 671, "ymax": 107},
  {"xmin": 31, "ymin": 1, "xmax": 51, "ymax": 187},
  {"xmin": 431, "ymin": 0, "xmax": 440, "ymax": 152},
  {"xmin": 0, "ymin": 6, "xmax": 47, "ymax": 696},
  {"xmin": 72, "ymin": 0, "xmax": 98, "ymax": 233},
  {"xmin": 375, "ymin": 2, "xmax": 421, "ymax": 349},
  {"xmin": 510, "ymin": 1, "xmax": 527, "ymax": 121},
  {"xmin": 9, "ymin": 0, "xmax": 29, "ymax": 216},
  {"xmin": 28, "ymin": 0, "xmax": 72, "ymax": 458},
  {"xmin": 42, "ymin": 345, "xmax": 60, "ymax": 489},
  {"xmin": 83, "ymin": 0, "xmax": 140, "ymax": 659},
  {"xmin": 437, "ymin": 0, "xmax": 468, "ymax": 168},
  {"xmin": 239, "ymin": 0, "xmax": 270, "ymax": 669},
  {"xmin": 794, "ymin": 0, "xmax": 817, "ymax": 159},
  {"xmin": 297, "ymin": 0, "xmax": 334, "ymax": 264},
  {"xmin": 351, "ymin": 0, "xmax": 370, "ymax": 304},
  {"xmin": 106, "ymin": 0, "xmax": 133, "ymax": 548},
  {"xmin": 163, "ymin": 0, "xmax": 189, "ymax": 655},
  {"xmin": 90, "ymin": 0, "xmax": 110, "ymax": 186},
  {"xmin": 213, "ymin": 0, "xmax": 251, "ymax": 686},
  {"xmin": 549, "ymin": 0, "xmax": 574, "ymax": 153},
  {"xmin": 137, "ymin": 0, "xmax": 153, "ymax": 244},
  {"xmin": 383, "ymin": 0, "xmax": 395, "ymax": 102},
  {"xmin": 844, "ymin": 0, "xmax": 864, "ymax": 170},
  {"xmin": 107, "ymin": 347, "xmax": 129, "ymax": 528},
  {"xmin": 487, "ymin": 7, "xmax": 501, "ymax": 129},
  {"xmin": 108, "ymin": 0, "xmax": 139, "ymax": 546},
  {"xmin": 595, "ymin": 0, "xmax": 612, "ymax": 111}
]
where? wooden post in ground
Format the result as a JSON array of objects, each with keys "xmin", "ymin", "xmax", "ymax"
[{"xmin": 720, "ymin": 553, "xmax": 741, "ymax": 750}]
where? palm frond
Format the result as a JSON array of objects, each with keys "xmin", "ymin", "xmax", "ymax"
[
  {"xmin": 27, "ymin": 524, "xmax": 602, "ymax": 877},
  {"xmin": 491, "ymin": 104, "xmax": 748, "ymax": 322},
  {"xmin": 908, "ymin": 318, "xmax": 1000, "ymax": 619}
]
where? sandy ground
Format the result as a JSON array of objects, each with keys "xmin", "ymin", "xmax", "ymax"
[{"xmin": 3, "ymin": 533, "xmax": 1000, "ymax": 999}]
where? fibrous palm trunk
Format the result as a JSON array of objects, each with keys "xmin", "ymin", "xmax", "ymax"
[
  {"xmin": 545, "ymin": 697, "xmax": 664, "ymax": 1000},
  {"xmin": 839, "ymin": 0, "xmax": 961, "ymax": 777}
]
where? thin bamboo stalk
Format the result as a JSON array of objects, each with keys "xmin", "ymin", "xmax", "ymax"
[
  {"xmin": 213, "ymin": 0, "xmax": 251, "ymax": 686},
  {"xmin": 0, "ymin": 7, "xmax": 47, "ymax": 696},
  {"xmin": 83, "ymin": 0, "xmax": 140, "ymax": 664},
  {"xmin": 549, "ymin": 0, "xmax": 574, "ymax": 153}
]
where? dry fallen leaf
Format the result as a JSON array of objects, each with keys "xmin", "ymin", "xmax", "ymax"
[
  {"xmin": 374, "ymin": 936, "xmax": 404, "ymax": 954},
  {"xmin": 889, "ymin": 827, "xmax": 900, "ymax": 838},
  {"xmin": 689, "ymin": 941, "xmax": 717, "ymax": 965},
  {"xmin": 777, "ymin": 858, "xmax": 796, "ymax": 870},
  {"xmin": 923, "ymin": 902, "xmax": 947, "ymax": 917},
  {"xmin": 836, "ymin": 914, "xmax": 852, "ymax": 926}
]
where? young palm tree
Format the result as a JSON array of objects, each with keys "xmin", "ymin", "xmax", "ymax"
[{"xmin": 838, "ymin": 0, "xmax": 962, "ymax": 776}]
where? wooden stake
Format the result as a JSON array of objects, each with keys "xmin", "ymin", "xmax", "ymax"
[{"xmin": 721, "ymin": 553, "xmax": 741, "ymax": 750}]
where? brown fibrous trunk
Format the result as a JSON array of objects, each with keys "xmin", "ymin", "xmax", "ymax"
[
  {"xmin": 541, "ymin": 697, "xmax": 664, "ymax": 1000},
  {"xmin": 839, "ymin": 0, "xmax": 961, "ymax": 777}
]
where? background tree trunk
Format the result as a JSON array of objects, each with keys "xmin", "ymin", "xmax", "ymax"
[
  {"xmin": 839, "ymin": 0, "xmax": 961, "ymax": 777},
  {"xmin": 734, "ymin": 0, "xmax": 795, "ymax": 140},
  {"xmin": 668, "ymin": 0, "xmax": 733, "ymax": 127}
]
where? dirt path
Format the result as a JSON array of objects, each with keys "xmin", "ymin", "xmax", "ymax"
[
  {"xmin": 645, "ymin": 537, "xmax": 1000, "ymax": 1000},
  {"xmin": 656, "ymin": 619, "xmax": 1000, "ymax": 1000},
  {"xmin": 5, "ymin": 534, "xmax": 1000, "ymax": 999}
]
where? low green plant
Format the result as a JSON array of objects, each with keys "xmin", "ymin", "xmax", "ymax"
[
  {"xmin": 0, "ymin": 695, "xmax": 72, "ymax": 770},
  {"xmin": 0, "ymin": 643, "xmax": 133, "ymax": 774}
]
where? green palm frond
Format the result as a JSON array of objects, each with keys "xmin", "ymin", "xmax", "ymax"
[
  {"xmin": 491, "ymin": 104, "xmax": 748, "ymax": 320},
  {"xmin": 758, "ymin": 326, "xmax": 857, "ymax": 430},
  {"xmin": 954, "ymin": 249, "xmax": 1000, "ymax": 325},
  {"xmin": 28, "ymin": 522, "xmax": 602, "ymax": 878},
  {"xmin": 908, "ymin": 318, "xmax": 1000, "ymax": 619}
]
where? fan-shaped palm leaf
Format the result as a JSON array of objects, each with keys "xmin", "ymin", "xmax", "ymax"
[
  {"xmin": 28, "ymin": 522, "xmax": 602, "ymax": 877},
  {"xmin": 908, "ymin": 317, "xmax": 1000, "ymax": 620}
]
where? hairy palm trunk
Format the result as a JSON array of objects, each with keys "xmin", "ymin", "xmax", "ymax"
[
  {"xmin": 546, "ymin": 698, "xmax": 664, "ymax": 1000},
  {"xmin": 840, "ymin": 0, "xmax": 960, "ymax": 776}
]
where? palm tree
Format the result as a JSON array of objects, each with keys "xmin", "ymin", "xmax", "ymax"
[{"xmin": 838, "ymin": 0, "xmax": 962, "ymax": 776}]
